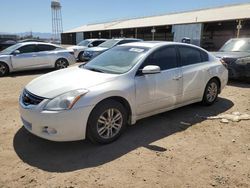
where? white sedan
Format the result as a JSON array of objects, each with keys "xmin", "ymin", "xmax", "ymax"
[
  {"xmin": 19, "ymin": 42, "xmax": 228, "ymax": 144},
  {"xmin": 66, "ymin": 39, "xmax": 107, "ymax": 61},
  {"xmin": 0, "ymin": 42, "xmax": 75, "ymax": 76}
]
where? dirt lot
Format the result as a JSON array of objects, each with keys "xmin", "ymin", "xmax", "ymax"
[{"xmin": 0, "ymin": 69, "xmax": 249, "ymax": 188}]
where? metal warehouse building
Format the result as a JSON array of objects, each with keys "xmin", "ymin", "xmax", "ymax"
[{"xmin": 62, "ymin": 3, "xmax": 250, "ymax": 50}]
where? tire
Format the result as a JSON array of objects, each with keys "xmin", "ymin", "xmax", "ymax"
[
  {"xmin": 78, "ymin": 51, "xmax": 85, "ymax": 62},
  {"xmin": 202, "ymin": 78, "xmax": 220, "ymax": 106},
  {"xmin": 55, "ymin": 58, "xmax": 69, "ymax": 70},
  {"xmin": 0, "ymin": 62, "xmax": 9, "ymax": 77},
  {"xmin": 87, "ymin": 99, "xmax": 128, "ymax": 144}
]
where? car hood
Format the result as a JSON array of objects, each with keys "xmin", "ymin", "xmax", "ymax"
[
  {"xmin": 85, "ymin": 47, "xmax": 108, "ymax": 52},
  {"xmin": 212, "ymin": 51, "xmax": 250, "ymax": 59},
  {"xmin": 67, "ymin": 46, "xmax": 87, "ymax": 50},
  {"xmin": 25, "ymin": 66, "xmax": 118, "ymax": 98}
]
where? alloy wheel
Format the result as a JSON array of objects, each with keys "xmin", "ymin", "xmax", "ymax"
[
  {"xmin": 56, "ymin": 59, "xmax": 68, "ymax": 69},
  {"xmin": 0, "ymin": 64, "xmax": 7, "ymax": 76},
  {"xmin": 96, "ymin": 108, "xmax": 123, "ymax": 139},
  {"xmin": 206, "ymin": 82, "xmax": 218, "ymax": 103}
]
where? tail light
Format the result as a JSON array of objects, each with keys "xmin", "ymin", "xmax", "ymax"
[{"xmin": 220, "ymin": 59, "xmax": 228, "ymax": 69}]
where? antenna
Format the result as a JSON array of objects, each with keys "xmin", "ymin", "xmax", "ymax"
[{"xmin": 51, "ymin": 0, "xmax": 63, "ymax": 42}]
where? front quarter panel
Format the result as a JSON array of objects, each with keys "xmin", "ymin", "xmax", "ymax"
[{"xmin": 73, "ymin": 76, "xmax": 136, "ymax": 122}]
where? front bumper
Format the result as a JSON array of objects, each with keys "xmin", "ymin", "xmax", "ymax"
[
  {"xmin": 19, "ymin": 98, "xmax": 94, "ymax": 142},
  {"xmin": 226, "ymin": 62, "xmax": 250, "ymax": 80}
]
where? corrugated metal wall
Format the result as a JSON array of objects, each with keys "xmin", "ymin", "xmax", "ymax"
[
  {"xmin": 172, "ymin": 23, "xmax": 203, "ymax": 46},
  {"xmin": 76, "ymin": 32, "xmax": 84, "ymax": 44}
]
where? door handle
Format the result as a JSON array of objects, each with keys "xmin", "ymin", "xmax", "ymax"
[
  {"xmin": 172, "ymin": 76, "xmax": 182, "ymax": 80},
  {"xmin": 32, "ymin": 55, "xmax": 37, "ymax": 57}
]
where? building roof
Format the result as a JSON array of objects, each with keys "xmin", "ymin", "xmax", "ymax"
[{"xmin": 64, "ymin": 3, "xmax": 250, "ymax": 34}]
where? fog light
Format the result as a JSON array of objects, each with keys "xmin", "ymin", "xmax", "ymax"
[{"xmin": 43, "ymin": 126, "xmax": 57, "ymax": 135}]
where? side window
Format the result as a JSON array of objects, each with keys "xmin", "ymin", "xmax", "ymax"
[
  {"xmin": 201, "ymin": 50, "xmax": 209, "ymax": 62},
  {"xmin": 92, "ymin": 41, "xmax": 105, "ymax": 47},
  {"xmin": 37, "ymin": 45, "xmax": 56, "ymax": 52},
  {"xmin": 18, "ymin": 45, "xmax": 37, "ymax": 54},
  {"xmin": 179, "ymin": 46, "xmax": 203, "ymax": 66},
  {"xmin": 140, "ymin": 46, "xmax": 178, "ymax": 71}
]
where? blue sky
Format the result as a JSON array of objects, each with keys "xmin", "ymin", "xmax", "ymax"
[{"xmin": 0, "ymin": 0, "xmax": 250, "ymax": 33}]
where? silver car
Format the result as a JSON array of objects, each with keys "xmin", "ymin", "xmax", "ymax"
[
  {"xmin": 0, "ymin": 42, "xmax": 75, "ymax": 76},
  {"xmin": 19, "ymin": 42, "xmax": 228, "ymax": 144}
]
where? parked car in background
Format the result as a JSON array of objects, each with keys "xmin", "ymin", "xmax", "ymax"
[
  {"xmin": 0, "ymin": 42, "xmax": 75, "ymax": 76},
  {"xmin": 0, "ymin": 40, "xmax": 17, "ymax": 51},
  {"xmin": 19, "ymin": 41, "xmax": 228, "ymax": 144},
  {"xmin": 213, "ymin": 38, "xmax": 250, "ymax": 82},
  {"xmin": 82, "ymin": 38, "xmax": 143, "ymax": 61},
  {"xmin": 67, "ymin": 39, "xmax": 107, "ymax": 61}
]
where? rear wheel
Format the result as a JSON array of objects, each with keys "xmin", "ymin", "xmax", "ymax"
[
  {"xmin": 0, "ymin": 62, "xmax": 9, "ymax": 77},
  {"xmin": 55, "ymin": 58, "xmax": 69, "ymax": 70},
  {"xmin": 202, "ymin": 78, "xmax": 220, "ymax": 106},
  {"xmin": 87, "ymin": 100, "xmax": 127, "ymax": 144}
]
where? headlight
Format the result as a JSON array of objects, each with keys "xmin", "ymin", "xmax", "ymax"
[
  {"xmin": 44, "ymin": 89, "xmax": 89, "ymax": 111},
  {"xmin": 235, "ymin": 57, "xmax": 250, "ymax": 65}
]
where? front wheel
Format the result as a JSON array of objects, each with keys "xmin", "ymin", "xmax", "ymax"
[
  {"xmin": 55, "ymin": 58, "xmax": 69, "ymax": 70},
  {"xmin": 202, "ymin": 79, "xmax": 220, "ymax": 106},
  {"xmin": 78, "ymin": 51, "xmax": 85, "ymax": 62},
  {"xmin": 87, "ymin": 100, "xmax": 127, "ymax": 144},
  {"xmin": 0, "ymin": 62, "xmax": 9, "ymax": 77}
]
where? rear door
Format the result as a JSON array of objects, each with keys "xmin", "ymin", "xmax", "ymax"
[
  {"xmin": 177, "ymin": 45, "xmax": 209, "ymax": 103},
  {"xmin": 11, "ymin": 44, "xmax": 39, "ymax": 70},
  {"xmin": 36, "ymin": 44, "xmax": 57, "ymax": 67},
  {"xmin": 135, "ymin": 46, "xmax": 182, "ymax": 115}
]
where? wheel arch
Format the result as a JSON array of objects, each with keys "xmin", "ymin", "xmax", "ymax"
[
  {"xmin": 208, "ymin": 76, "xmax": 221, "ymax": 93},
  {"xmin": 55, "ymin": 57, "xmax": 69, "ymax": 67},
  {"xmin": 89, "ymin": 96, "xmax": 133, "ymax": 125}
]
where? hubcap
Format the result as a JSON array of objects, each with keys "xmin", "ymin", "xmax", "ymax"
[
  {"xmin": 56, "ymin": 60, "xmax": 67, "ymax": 69},
  {"xmin": 97, "ymin": 108, "xmax": 123, "ymax": 139},
  {"xmin": 0, "ymin": 64, "xmax": 6, "ymax": 75},
  {"xmin": 207, "ymin": 82, "xmax": 218, "ymax": 102}
]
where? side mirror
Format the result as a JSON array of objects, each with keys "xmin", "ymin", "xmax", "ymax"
[
  {"xmin": 88, "ymin": 43, "xmax": 93, "ymax": 47},
  {"xmin": 12, "ymin": 50, "xmax": 20, "ymax": 55},
  {"xmin": 142, "ymin": 65, "xmax": 161, "ymax": 74}
]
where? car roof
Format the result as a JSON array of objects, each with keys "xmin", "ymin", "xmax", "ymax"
[
  {"xmin": 109, "ymin": 38, "xmax": 142, "ymax": 41},
  {"xmin": 18, "ymin": 42, "xmax": 60, "ymax": 47},
  {"xmin": 86, "ymin": 38, "xmax": 107, "ymax": 41},
  {"xmin": 121, "ymin": 41, "xmax": 206, "ymax": 50}
]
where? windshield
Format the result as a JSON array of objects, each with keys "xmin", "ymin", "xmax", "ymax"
[
  {"xmin": 0, "ymin": 43, "xmax": 22, "ymax": 54},
  {"xmin": 98, "ymin": 40, "xmax": 119, "ymax": 48},
  {"xmin": 81, "ymin": 46, "xmax": 149, "ymax": 74},
  {"xmin": 220, "ymin": 39, "xmax": 250, "ymax": 52},
  {"xmin": 77, "ymin": 40, "xmax": 90, "ymax": 47}
]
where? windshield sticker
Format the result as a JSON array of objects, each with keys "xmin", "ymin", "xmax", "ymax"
[{"xmin": 129, "ymin": 48, "xmax": 145, "ymax": 53}]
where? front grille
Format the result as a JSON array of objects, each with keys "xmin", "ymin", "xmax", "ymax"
[{"xmin": 22, "ymin": 89, "xmax": 45, "ymax": 106}]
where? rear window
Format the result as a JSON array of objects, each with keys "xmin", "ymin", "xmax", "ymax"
[
  {"xmin": 37, "ymin": 45, "xmax": 56, "ymax": 52},
  {"xmin": 179, "ymin": 46, "xmax": 208, "ymax": 66}
]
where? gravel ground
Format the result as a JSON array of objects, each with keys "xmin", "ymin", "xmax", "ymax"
[{"xmin": 0, "ymin": 69, "xmax": 249, "ymax": 188}]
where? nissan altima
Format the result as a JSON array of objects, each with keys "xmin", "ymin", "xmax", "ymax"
[
  {"xmin": 19, "ymin": 42, "xmax": 228, "ymax": 144},
  {"xmin": 0, "ymin": 42, "xmax": 75, "ymax": 76}
]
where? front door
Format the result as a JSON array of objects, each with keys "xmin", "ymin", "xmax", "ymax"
[
  {"xmin": 135, "ymin": 46, "xmax": 182, "ymax": 116},
  {"xmin": 11, "ymin": 44, "xmax": 39, "ymax": 70}
]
